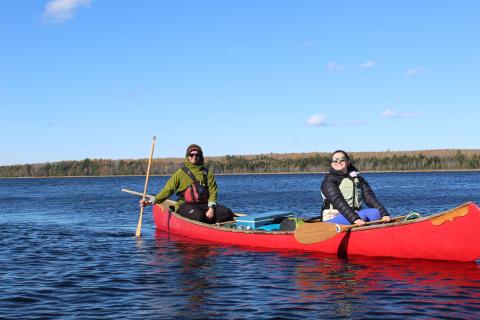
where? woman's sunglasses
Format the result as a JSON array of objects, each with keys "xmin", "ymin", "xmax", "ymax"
[{"xmin": 331, "ymin": 157, "xmax": 348, "ymax": 164}]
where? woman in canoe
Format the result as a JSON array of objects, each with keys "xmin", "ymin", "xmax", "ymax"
[
  {"xmin": 321, "ymin": 150, "xmax": 391, "ymax": 226},
  {"xmin": 140, "ymin": 144, "xmax": 234, "ymax": 224}
]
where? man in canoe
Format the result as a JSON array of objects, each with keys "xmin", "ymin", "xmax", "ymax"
[
  {"xmin": 321, "ymin": 150, "xmax": 391, "ymax": 226},
  {"xmin": 140, "ymin": 144, "xmax": 234, "ymax": 224}
]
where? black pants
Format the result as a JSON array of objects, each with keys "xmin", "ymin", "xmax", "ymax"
[{"xmin": 178, "ymin": 203, "xmax": 234, "ymax": 224}]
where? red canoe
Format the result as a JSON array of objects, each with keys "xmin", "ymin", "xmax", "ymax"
[{"xmin": 152, "ymin": 201, "xmax": 480, "ymax": 262}]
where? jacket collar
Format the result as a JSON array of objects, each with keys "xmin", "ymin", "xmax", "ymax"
[{"xmin": 329, "ymin": 164, "xmax": 359, "ymax": 177}]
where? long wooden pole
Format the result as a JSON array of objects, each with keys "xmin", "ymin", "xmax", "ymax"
[
  {"xmin": 135, "ymin": 136, "xmax": 156, "ymax": 237},
  {"xmin": 122, "ymin": 188, "xmax": 153, "ymax": 198},
  {"xmin": 123, "ymin": 187, "xmax": 247, "ymax": 218}
]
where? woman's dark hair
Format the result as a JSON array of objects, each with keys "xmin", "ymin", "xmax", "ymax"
[{"xmin": 331, "ymin": 149, "xmax": 350, "ymax": 160}]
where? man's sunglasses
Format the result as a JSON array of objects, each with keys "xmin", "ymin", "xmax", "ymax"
[{"xmin": 188, "ymin": 153, "xmax": 201, "ymax": 158}]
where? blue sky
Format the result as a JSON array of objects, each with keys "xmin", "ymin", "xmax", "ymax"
[{"xmin": 1, "ymin": 1, "xmax": 479, "ymax": 165}]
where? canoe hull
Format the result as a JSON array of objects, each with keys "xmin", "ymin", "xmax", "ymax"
[{"xmin": 152, "ymin": 202, "xmax": 480, "ymax": 262}]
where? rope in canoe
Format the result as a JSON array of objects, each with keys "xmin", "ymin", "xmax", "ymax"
[{"xmin": 404, "ymin": 211, "xmax": 422, "ymax": 221}]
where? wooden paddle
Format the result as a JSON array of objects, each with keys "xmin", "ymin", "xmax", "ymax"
[
  {"xmin": 295, "ymin": 215, "xmax": 408, "ymax": 244},
  {"xmin": 135, "ymin": 136, "xmax": 156, "ymax": 237},
  {"xmin": 122, "ymin": 188, "xmax": 177, "ymax": 208}
]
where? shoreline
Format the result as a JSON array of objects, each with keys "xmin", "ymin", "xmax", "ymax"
[{"xmin": 1, "ymin": 168, "xmax": 480, "ymax": 179}]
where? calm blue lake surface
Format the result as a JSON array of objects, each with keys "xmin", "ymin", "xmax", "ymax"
[{"xmin": 1, "ymin": 172, "xmax": 480, "ymax": 319}]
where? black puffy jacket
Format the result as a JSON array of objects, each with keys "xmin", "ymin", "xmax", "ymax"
[{"xmin": 320, "ymin": 165, "xmax": 389, "ymax": 224}]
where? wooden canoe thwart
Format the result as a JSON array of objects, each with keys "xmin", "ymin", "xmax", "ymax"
[{"xmin": 151, "ymin": 201, "xmax": 480, "ymax": 262}]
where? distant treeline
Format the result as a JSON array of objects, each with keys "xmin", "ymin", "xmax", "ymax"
[{"xmin": 1, "ymin": 149, "xmax": 480, "ymax": 178}]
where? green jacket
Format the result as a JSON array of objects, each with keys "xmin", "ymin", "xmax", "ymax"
[{"xmin": 153, "ymin": 158, "xmax": 218, "ymax": 211}]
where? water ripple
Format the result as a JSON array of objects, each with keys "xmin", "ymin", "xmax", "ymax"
[{"xmin": 1, "ymin": 174, "xmax": 480, "ymax": 319}]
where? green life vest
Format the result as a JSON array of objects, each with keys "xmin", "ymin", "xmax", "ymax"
[
  {"xmin": 324, "ymin": 176, "xmax": 364, "ymax": 211},
  {"xmin": 339, "ymin": 176, "xmax": 363, "ymax": 210}
]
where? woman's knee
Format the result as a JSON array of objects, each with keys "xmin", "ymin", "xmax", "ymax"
[
  {"xmin": 358, "ymin": 208, "xmax": 381, "ymax": 222},
  {"xmin": 327, "ymin": 214, "xmax": 350, "ymax": 225}
]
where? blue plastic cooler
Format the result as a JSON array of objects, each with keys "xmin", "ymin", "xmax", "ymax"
[{"xmin": 235, "ymin": 211, "xmax": 293, "ymax": 230}]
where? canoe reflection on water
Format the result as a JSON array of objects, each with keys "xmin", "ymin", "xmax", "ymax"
[
  {"xmin": 152, "ymin": 231, "xmax": 480, "ymax": 318},
  {"xmin": 291, "ymin": 256, "xmax": 480, "ymax": 318}
]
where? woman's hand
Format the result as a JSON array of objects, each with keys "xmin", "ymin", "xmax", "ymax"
[
  {"xmin": 382, "ymin": 215, "xmax": 391, "ymax": 222},
  {"xmin": 353, "ymin": 219, "xmax": 366, "ymax": 226}
]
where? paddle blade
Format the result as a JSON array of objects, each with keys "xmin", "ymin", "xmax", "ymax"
[{"xmin": 294, "ymin": 222, "xmax": 340, "ymax": 244}]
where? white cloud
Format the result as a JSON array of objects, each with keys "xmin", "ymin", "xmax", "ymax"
[
  {"xmin": 359, "ymin": 60, "xmax": 376, "ymax": 69},
  {"xmin": 381, "ymin": 108, "xmax": 397, "ymax": 118},
  {"xmin": 43, "ymin": 0, "xmax": 91, "ymax": 23},
  {"xmin": 307, "ymin": 114, "xmax": 327, "ymax": 126},
  {"xmin": 303, "ymin": 40, "xmax": 316, "ymax": 48},
  {"xmin": 326, "ymin": 61, "xmax": 344, "ymax": 72},
  {"xmin": 308, "ymin": 113, "xmax": 368, "ymax": 127},
  {"xmin": 405, "ymin": 66, "xmax": 426, "ymax": 77},
  {"xmin": 381, "ymin": 108, "xmax": 422, "ymax": 118}
]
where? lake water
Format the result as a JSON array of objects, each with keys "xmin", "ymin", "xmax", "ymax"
[{"xmin": 1, "ymin": 172, "xmax": 480, "ymax": 319}]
